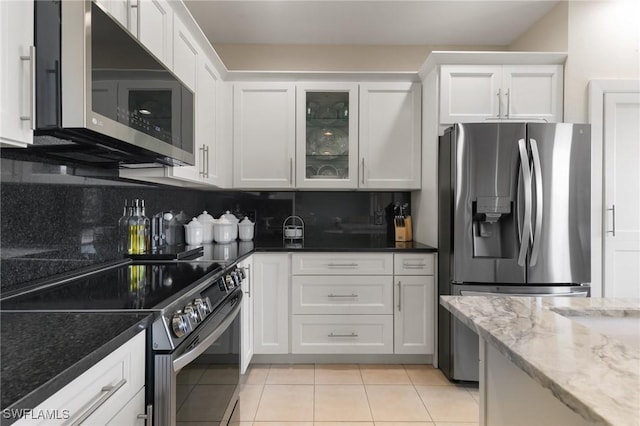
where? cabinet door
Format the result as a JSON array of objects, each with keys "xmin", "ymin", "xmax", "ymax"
[
  {"xmin": 359, "ymin": 82, "xmax": 421, "ymax": 189},
  {"xmin": 106, "ymin": 388, "xmax": 146, "ymax": 425},
  {"xmin": 233, "ymin": 83, "xmax": 296, "ymax": 189},
  {"xmin": 502, "ymin": 65, "xmax": 563, "ymax": 122},
  {"xmin": 296, "ymin": 83, "xmax": 359, "ymax": 189},
  {"xmin": 239, "ymin": 256, "xmax": 254, "ymax": 373},
  {"xmin": 253, "ymin": 253, "xmax": 290, "ymax": 354},
  {"xmin": 95, "ymin": 0, "xmax": 133, "ymax": 33},
  {"xmin": 172, "ymin": 14, "xmax": 198, "ymax": 92},
  {"xmin": 440, "ymin": 65, "xmax": 502, "ymax": 124},
  {"xmin": 394, "ymin": 275, "xmax": 435, "ymax": 354},
  {"xmin": 138, "ymin": 0, "xmax": 173, "ymax": 67},
  {"xmin": 0, "ymin": 0, "xmax": 34, "ymax": 147}
]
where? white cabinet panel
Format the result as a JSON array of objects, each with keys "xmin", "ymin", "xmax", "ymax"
[
  {"xmin": 253, "ymin": 253, "xmax": 290, "ymax": 354},
  {"xmin": 503, "ymin": 65, "xmax": 563, "ymax": 122},
  {"xmin": 106, "ymin": 388, "xmax": 146, "ymax": 425},
  {"xmin": 292, "ymin": 253, "xmax": 393, "ymax": 276},
  {"xmin": 292, "ymin": 275, "xmax": 393, "ymax": 315},
  {"xmin": 440, "ymin": 64, "xmax": 563, "ymax": 124},
  {"xmin": 15, "ymin": 332, "xmax": 145, "ymax": 425},
  {"xmin": 291, "ymin": 315, "xmax": 393, "ymax": 354},
  {"xmin": 138, "ymin": 0, "xmax": 173, "ymax": 67},
  {"xmin": 233, "ymin": 83, "xmax": 296, "ymax": 189},
  {"xmin": 440, "ymin": 65, "xmax": 502, "ymax": 123},
  {"xmin": 394, "ymin": 275, "xmax": 435, "ymax": 354},
  {"xmin": 0, "ymin": 0, "xmax": 34, "ymax": 147},
  {"xmin": 359, "ymin": 82, "xmax": 421, "ymax": 189},
  {"xmin": 240, "ymin": 256, "xmax": 254, "ymax": 373},
  {"xmin": 172, "ymin": 14, "xmax": 198, "ymax": 91},
  {"xmin": 394, "ymin": 253, "xmax": 435, "ymax": 276}
]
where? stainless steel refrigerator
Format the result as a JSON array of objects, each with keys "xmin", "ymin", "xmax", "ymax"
[{"xmin": 437, "ymin": 122, "xmax": 591, "ymax": 382}]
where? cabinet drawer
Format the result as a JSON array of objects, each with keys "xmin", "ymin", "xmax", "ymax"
[
  {"xmin": 292, "ymin": 253, "xmax": 393, "ymax": 275},
  {"xmin": 394, "ymin": 253, "xmax": 435, "ymax": 275},
  {"xmin": 15, "ymin": 332, "xmax": 145, "ymax": 425},
  {"xmin": 291, "ymin": 315, "xmax": 393, "ymax": 354},
  {"xmin": 292, "ymin": 275, "xmax": 393, "ymax": 315}
]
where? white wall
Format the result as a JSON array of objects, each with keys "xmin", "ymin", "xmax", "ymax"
[
  {"xmin": 509, "ymin": 1, "xmax": 568, "ymax": 52},
  {"xmin": 213, "ymin": 44, "xmax": 502, "ymax": 72},
  {"xmin": 564, "ymin": 1, "xmax": 640, "ymax": 122}
]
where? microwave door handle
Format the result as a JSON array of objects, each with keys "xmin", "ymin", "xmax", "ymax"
[
  {"xmin": 529, "ymin": 138, "xmax": 543, "ymax": 266},
  {"xmin": 517, "ymin": 138, "xmax": 532, "ymax": 266}
]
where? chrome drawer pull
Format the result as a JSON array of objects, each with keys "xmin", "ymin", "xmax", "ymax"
[
  {"xmin": 70, "ymin": 378, "xmax": 127, "ymax": 426},
  {"xmin": 403, "ymin": 263, "xmax": 426, "ymax": 268},
  {"xmin": 328, "ymin": 332, "xmax": 358, "ymax": 338},
  {"xmin": 326, "ymin": 263, "xmax": 358, "ymax": 268},
  {"xmin": 327, "ymin": 293, "xmax": 358, "ymax": 298}
]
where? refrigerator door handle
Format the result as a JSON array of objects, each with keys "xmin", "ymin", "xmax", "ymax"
[
  {"xmin": 517, "ymin": 138, "xmax": 532, "ymax": 266},
  {"xmin": 529, "ymin": 138, "xmax": 544, "ymax": 266}
]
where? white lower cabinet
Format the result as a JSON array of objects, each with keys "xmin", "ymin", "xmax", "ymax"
[
  {"xmin": 253, "ymin": 253, "xmax": 290, "ymax": 354},
  {"xmin": 239, "ymin": 255, "xmax": 254, "ymax": 373},
  {"xmin": 15, "ymin": 331, "xmax": 146, "ymax": 425},
  {"xmin": 291, "ymin": 315, "xmax": 393, "ymax": 354},
  {"xmin": 394, "ymin": 253, "xmax": 436, "ymax": 355}
]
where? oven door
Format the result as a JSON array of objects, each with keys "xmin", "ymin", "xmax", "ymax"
[{"xmin": 154, "ymin": 291, "xmax": 242, "ymax": 425}]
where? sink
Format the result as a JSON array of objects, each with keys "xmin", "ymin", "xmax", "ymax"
[{"xmin": 563, "ymin": 313, "xmax": 640, "ymax": 350}]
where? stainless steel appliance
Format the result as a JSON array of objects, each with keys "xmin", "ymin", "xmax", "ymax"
[
  {"xmin": 20, "ymin": 0, "xmax": 195, "ymax": 167},
  {"xmin": 1, "ymin": 260, "xmax": 247, "ymax": 425},
  {"xmin": 438, "ymin": 122, "xmax": 591, "ymax": 382}
]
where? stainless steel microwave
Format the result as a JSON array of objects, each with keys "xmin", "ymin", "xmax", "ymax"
[{"xmin": 30, "ymin": 0, "xmax": 194, "ymax": 167}]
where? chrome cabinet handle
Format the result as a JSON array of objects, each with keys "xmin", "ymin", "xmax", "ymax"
[
  {"xmin": 497, "ymin": 88, "xmax": 502, "ymax": 118},
  {"xmin": 529, "ymin": 138, "xmax": 543, "ymax": 266},
  {"xmin": 204, "ymin": 145, "xmax": 210, "ymax": 178},
  {"xmin": 607, "ymin": 205, "xmax": 616, "ymax": 236},
  {"xmin": 328, "ymin": 332, "xmax": 358, "ymax": 338},
  {"xmin": 19, "ymin": 46, "xmax": 36, "ymax": 129},
  {"xmin": 517, "ymin": 138, "xmax": 532, "ymax": 266},
  {"xmin": 244, "ymin": 265, "xmax": 251, "ymax": 297},
  {"xmin": 505, "ymin": 89, "xmax": 511, "ymax": 118},
  {"xmin": 69, "ymin": 379, "xmax": 127, "ymax": 426},
  {"xmin": 361, "ymin": 158, "xmax": 365, "ymax": 185},
  {"xmin": 199, "ymin": 145, "xmax": 205, "ymax": 177},
  {"xmin": 137, "ymin": 404, "xmax": 153, "ymax": 426},
  {"xmin": 397, "ymin": 280, "xmax": 402, "ymax": 312},
  {"xmin": 327, "ymin": 293, "xmax": 358, "ymax": 298},
  {"xmin": 403, "ymin": 263, "xmax": 426, "ymax": 268},
  {"xmin": 326, "ymin": 263, "xmax": 358, "ymax": 268}
]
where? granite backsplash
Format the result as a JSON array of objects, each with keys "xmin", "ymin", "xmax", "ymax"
[{"xmin": 1, "ymin": 158, "xmax": 409, "ymax": 291}]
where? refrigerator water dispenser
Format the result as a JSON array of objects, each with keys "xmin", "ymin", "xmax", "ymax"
[{"xmin": 472, "ymin": 196, "xmax": 512, "ymax": 258}]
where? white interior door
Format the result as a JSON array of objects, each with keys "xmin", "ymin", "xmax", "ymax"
[{"xmin": 603, "ymin": 92, "xmax": 640, "ymax": 298}]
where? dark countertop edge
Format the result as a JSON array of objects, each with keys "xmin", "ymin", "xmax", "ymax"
[
  {"xmin": 252, "ymin": 246, "xmax": 438, "ymax": 253},
  {"xmin": 1, "ymin": 314, "xmax": 152, "ymax": 423}
]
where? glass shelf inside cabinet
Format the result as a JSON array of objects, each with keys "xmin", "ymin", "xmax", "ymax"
[{"xmin": 305, "ymin": 91, "xmax": 349, "ymax": 180}]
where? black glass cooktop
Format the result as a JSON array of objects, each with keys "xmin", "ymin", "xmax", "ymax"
[{"xmin": 0, "ymin": 261, "xmax": 223, "ymax": 311}]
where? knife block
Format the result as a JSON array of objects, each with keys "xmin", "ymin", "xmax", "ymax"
[{"xmin": 394, "ymin": 216, "xmax": 413, "ymax": 242}]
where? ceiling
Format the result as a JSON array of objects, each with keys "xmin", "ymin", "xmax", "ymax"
[{"xmin": 184, "ymin": 1, "xmax": 559, "ymax": 46}]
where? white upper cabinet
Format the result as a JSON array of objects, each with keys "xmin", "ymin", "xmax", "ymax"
[
  {"xmin": 172, "ymin": 14, "xmax": 198, "ymax": 91},
  {"xmin": 94, "ymin": 0, "xmax": 136, "ymax": 34},
  {"xmin": 138, "ymin": 0, "xmax": 173, "ymax": 68},
  {"xmin": 440, "ymin": 64, "xmax": 563, "ymax": 123},
  {"xmin": 359, "ymin": 82, "xmax": 421, "ymax": 189},
  {"xmin": 1, "ymin": 0, "xmax": 34, "ymax": 147},
  {"xmin": 296, "ymin": 83, "xmax": 359, "ymax": 189},
  {"xmin": 233, "ymin": 83, "xmax": 296, "ymax": 189}
]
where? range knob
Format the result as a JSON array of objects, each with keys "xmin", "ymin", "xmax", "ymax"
[
  {"xmin": 238, "ymin": 268, "xmax": 246, "ymax": 280},
  {"xmin": 184, "ymin": 304, "xmax": 200, "ymax": 325},
  {"xmin": 231, "ymin": 270, "xmax": 241, "ymax": 287},
  {"xmin": 225, "ymin": 274, "xmax": 235, "ymax": 289},
  {"xmin": 171, "ymin": 311, "xmax": 190, "ymax": 338},
  {"xmin": 194, "ymin": 298, "xmax": 210, "ymax": 319}
]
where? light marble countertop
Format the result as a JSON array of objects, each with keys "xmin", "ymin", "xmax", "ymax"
[{"xmin": 440, "ymin": 296, "xmax": 640, "ymax": 426}]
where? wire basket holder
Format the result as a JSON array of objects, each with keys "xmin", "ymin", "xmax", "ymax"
[{"xmin": 283, "ymin": 215, "xmax": 304, "ymax": 241}]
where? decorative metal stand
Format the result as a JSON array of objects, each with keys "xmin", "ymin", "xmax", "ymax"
[{"xmin": 283, "ymin": 215, "xmax": 304, "ymax": 247}]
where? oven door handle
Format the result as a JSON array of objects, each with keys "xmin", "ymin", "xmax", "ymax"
[{"xmin": 172, "ymin": 300, "xmax": 241, "ymax": 373}]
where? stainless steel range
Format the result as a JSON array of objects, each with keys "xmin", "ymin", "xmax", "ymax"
[{"xmin": 0, "ymin": 260, "xmax": 247, "ymax": 425}]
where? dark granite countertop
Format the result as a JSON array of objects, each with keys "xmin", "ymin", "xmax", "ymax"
[{"xmin": 0, "ymin": 312, "xmax": 151, "ymax": 422}]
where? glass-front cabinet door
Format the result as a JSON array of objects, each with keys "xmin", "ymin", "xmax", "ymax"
[{"xmin": 296, "ymin": 83, "xmax": 359, "ymax": 188}]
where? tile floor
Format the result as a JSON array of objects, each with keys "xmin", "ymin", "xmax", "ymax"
[{"xmin": 176, "ymin": 364, "xmax": 479, "ymax": 426}]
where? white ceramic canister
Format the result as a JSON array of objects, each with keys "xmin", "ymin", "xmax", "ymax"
[
  {"xmin": 184, "ymin": 218, "xmax": 204, "ymax": 245},
  {"xmin": 238, "ymin": 216, "xmax": 255, "ymax": 241},
  {"xmin": 196, "ymin": 210, "xmax": 215, "ymax": 243},
  {"xmin": 219, "ymin": 211, "xmax": 239, "ymax": 240},
  {"xmin": 213, "ymin": 217, "xmax": 235, "ymax": 244}
]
